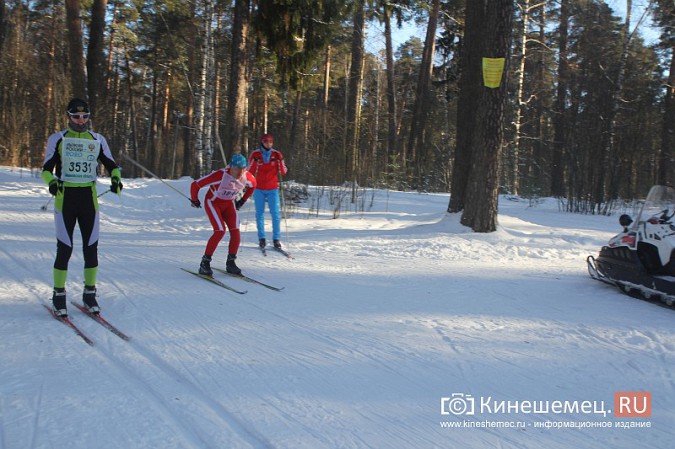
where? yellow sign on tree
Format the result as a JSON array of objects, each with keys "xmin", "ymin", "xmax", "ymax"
[{"xmin": 482, "ymin": 57, "xmax": 506, "ymax": 88}]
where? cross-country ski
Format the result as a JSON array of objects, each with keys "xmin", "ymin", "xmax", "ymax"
[
  {"xmin": 270, "ymin": 246, "xmax": 293, "ymax": 259},
  {"xmin": 212, "ymin": 267, "xmax": 285, "ymax": 291},
  {"xmin": 43, "ymin": 304, "xmax": 94, "ymax": 346},
  {"xmin": 180, "ymin": 267, "xmax": 248, "ymax": 294},
  {"xmin": 71, "ymin": 301, "xmax": 131, "ymax": 341}
]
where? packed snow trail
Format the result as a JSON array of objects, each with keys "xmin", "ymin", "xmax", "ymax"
[{"xmin": 1, "ymin": 167, "xmax": 673, "ymax": 449}]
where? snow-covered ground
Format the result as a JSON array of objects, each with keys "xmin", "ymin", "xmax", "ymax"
[{"xmin": 1, "ymin": 166, "xmax": 673, "ymax": 449}]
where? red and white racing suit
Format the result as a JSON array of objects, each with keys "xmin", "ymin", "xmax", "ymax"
[{"xmin": 190, "ymin": 168, "xmax": 256, "ymax": 257}]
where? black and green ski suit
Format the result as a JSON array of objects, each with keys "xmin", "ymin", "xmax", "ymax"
[{"xmin": 42, "ymin": 128, "xmax": 121, "ymax": 290}]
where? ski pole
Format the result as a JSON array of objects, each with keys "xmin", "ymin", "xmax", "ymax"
[
  {"xmin": 40, "ymin": 196, "xmax": 53, "ymax": 211},
  {"xmin": 278, "ymin": 165, "xmax": 290, "ymax": 245},
  {"xmin": 41, "ymin": 188, "xmax": 110, "ymax": 211},
  {"xmin": 122, "ymin": 153, "xmax": 193, "ymax": 202}
]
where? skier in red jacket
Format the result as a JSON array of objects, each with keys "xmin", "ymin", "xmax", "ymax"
[
  {"xmin": 247, "ymin": 133, "xmax": 288, "ymax": 250},
  {"xmin": 190, "ymin": 153, "xmax": 256, "ymax": 276}
]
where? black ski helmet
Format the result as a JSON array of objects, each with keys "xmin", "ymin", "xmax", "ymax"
[
  {"xmin": 619, "ymin": 214, "xmax": 633, "ymax": 228},
  {"xmin": 67, "ymin": 98, "xmax": 90, "ymax": 114}
]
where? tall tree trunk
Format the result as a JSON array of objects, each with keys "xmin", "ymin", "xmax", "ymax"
[
  {"xmin": 532, "ymin": 3, "xmax": 547, "ymax": 192},
  {"xmin": 123, "ymin": 48, "xmax": 139, "ymax": 177},
  {"xmin": 263, "ymin": 92, "xmax": 269, "ymax": 133},
  {"xmin": 148, "ymin": 66, "xmax": 159, "ymax": 171},
  {"xmin": 512, "ymin": 0, "xmax": 530, "ymax": 196},
  {"xmin": 290, "ymin": 86, "xmax": 303, "ymax": 152},
  {"xmin": 182, "ymin": 1, "xmax": 198, "ymax": 177},
  {"xmin": 407, "ymin": 0, "xmax": 440, "ymax": 186},
  {"xmin": 204, "ymin": 4, "xmax": 215, "ymax": 170},
  {"xmin": 194, "ymin": 10, "xmax": 206, "ymax": 175},
  {"xmin": 550, "ymin": 0, "xmax": 569, "ymax": 197},
  {"xmin": 461, "ymin": 0, "xmax": 515, "ymax": 232},
  {"xmin": 65, "ymin": 0, "xmax": 86, "ymax": 98},
  {"xmin": 602, "ymin": 0, "xmax": 639, "ymax": 207},
  {"xmin": 205, "ymin": 0, "xmax": 216, "ymax": 172},
  {"xmin": 448, "ymin": 1, "xmax": 484, "ymax": 212},
  {"xmin": 383, "ymin": 8, "xmax": 398, "ymax": 168},
  {"xmin": 87, "ymin": 0, "xmax": 107, "ymax": 116},
  {"xmin": 346, "ymin": 0, "xmax": 365, "ymax": 200},
  {"xmin": 0, "ymin": 0, "xmax": 5, "ymax": 60},
  {"xmin": 105, "ymin": 0, "xmax": 119, "ymax": 97},
  {"xmin": 194, "ymin": 0, "xmax": 216, "ymax": 175},
  {"xmin": 44, "ymin": 0, "xmax": 60, "ymax": 142},
  {"xmin": 342, "ymin": 55, "xmax": 349, "ymax": 181},
  {"xmin": 110, "ymin": 63, "xmax": 120, "ymax": 144},
  {"xmin": 659, "ymin": 49, "xmax": 675, "ymax": 186},
  {"xmin": 372, "ymin": 66, "xmax": 381, "ymax": 182},
  {"xmin": 182, "ymin": 94, "xmax": 195, "ymax": 177},
  {"xmin": 224, "ymin": 0, "xmax": 250, "ymax": 157},
  {"xmin": 320, "ymin": 45, "xmax": 331, "ymax": 162},
  {"xmin": 304, "ymin": 106, "xmax": 310, "ymax": 157},
  {"xmin": 213, "ymin": 24, "xmax": 226, "ymax": 167},
  {"xmin": 214, "ymin": 6, "xmax": 227, "ymax": 164},
  {"xmin": 162, "ymin": 70, "xmax": 171, "ymax": 137}
]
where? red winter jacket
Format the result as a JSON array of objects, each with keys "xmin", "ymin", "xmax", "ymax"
[
  {"xmin": 247, "ymin": 147, "xmax": 287, "ymax": 190},
  {"xmin": 190, "ymin": 168, "xmax": 256, "ymax": 203}
]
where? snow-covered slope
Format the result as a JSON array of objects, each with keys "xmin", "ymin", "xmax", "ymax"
[{"xmin": 1, "ymin": 166, "xmax": 672, "ymax": 449}]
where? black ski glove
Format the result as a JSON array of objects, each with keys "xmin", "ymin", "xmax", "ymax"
[
  {"xmin": 235, "ymin": 198, "xmax": 246, "ymax": 210},
  {"xmin": 191, "ymin": 199, "xmax": 201, "ymax": 208},
  {"xmin": 111, "ymin": 176, "xmax": 123, "ymax": 195},
  {"xmin": 48, "ymin": 180, "xmax": 62, "ymax": 196}
]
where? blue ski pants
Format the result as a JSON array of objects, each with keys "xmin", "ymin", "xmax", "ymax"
[{"xmin": 253, "ymin": 188, "xmax": 282, "ymax": 241}]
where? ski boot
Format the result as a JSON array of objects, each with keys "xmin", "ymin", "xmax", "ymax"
[
  {"xmin": 199, "ymin": 255, "xmax": 213, "ymax": 276},
  {"xmin": 52, "ymin": 288, "xmax": 67, "ymax": 318},
  {"xmin": 273, "ymin": 240, "xmax": 282, "ymax": 250},
  {"xmin": 226, "ymin": 254, "xmax": 242, "ymax": 275},
  {"xmin": 83, "ymin": 285, "xmax": 100, "ymax": 314},
  {"xmin": 259, "ymin": 238, "xmax": 266, "ymax": 248}
]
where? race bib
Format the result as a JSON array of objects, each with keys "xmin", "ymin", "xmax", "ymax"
[
  {"xmin": 215, "ymin": 173, "xmax": 247, "ymax": 200},
  {"xmin": 61, "ymin": 137, "xmax": 100, "ymax": 183}
]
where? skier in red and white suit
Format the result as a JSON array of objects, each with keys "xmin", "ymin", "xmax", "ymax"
[{"xmin": 190, "ymin": 154, "xmax": 256, "ymax": 276}]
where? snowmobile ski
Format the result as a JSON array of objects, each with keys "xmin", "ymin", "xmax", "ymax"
[
  {"xmin": 212, "ymin": 267, "xmax": 285, "ymax": 291},
  {"xmin": 181, "ymin": 268, "xmax": 248, "ymax": 294},
  {"xmin": 71, "ymin": 301, "xmax": 131, "ymax": 341},
  {"xmin": 588, "ymin": 255, "xmax": 675, "ymax": 308},
  {"xmin": 587, "ymin": 255, "xmax": 617, "ymax": 288},
  {"xmin": 43, "ymin": 304, "xmax": 94, "ymax": 346}
]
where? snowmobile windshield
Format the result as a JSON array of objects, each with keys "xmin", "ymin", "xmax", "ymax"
[{"xmin": 636, "ymin": 185, "xmax": 675, "ymax": 226}]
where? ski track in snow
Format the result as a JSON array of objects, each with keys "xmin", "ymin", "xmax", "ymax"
[
  {"xmin": 19, "ymin": 283, "xmax": 272, "ymax": 449},
  {"xmin": 1, "ymin": 167, "xmax": 674, "ymax": 449}
]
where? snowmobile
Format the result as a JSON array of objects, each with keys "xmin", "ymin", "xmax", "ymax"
[{"xmin": 587, "ymin": 185, "xmax": 675, "ymax": 307}]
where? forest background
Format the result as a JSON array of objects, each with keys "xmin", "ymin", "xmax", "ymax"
[{"xmin": 0, "ymin": 0, "xmax": 673, "ymax": 232}]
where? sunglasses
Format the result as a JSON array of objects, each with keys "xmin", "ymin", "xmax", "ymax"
[{"xmin": 68, "ymin": 113, "xmax": 90, "ymax": 120}]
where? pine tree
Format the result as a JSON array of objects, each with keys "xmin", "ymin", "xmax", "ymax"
[
  {"xmin": 65, "ymin": 0, "xmax": 86, "ymax": 98},
  {"xmin": 461, "ymin": 0, "xmax": 515, "ymax": 232},
  {"xmin": 654, "ymin": 0, "xmax": 675, "ymax": 186}
]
